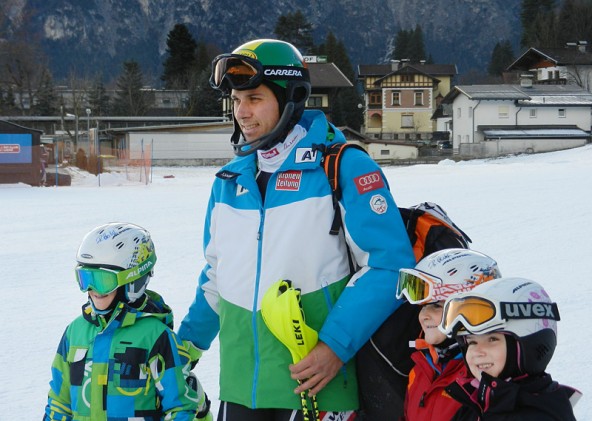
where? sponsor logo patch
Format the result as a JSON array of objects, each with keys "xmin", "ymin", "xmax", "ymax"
[
  {"xmin": 276, "ymin": 170, "xmax": 302, "ymax": 191},
  {"xmin": 295, "ymin": 148, "xmax": 317, "ymax": 163},
  {"xmin": 370, "ymin": 194, "xmax": 388, "ymax": 214},
  {"xmin": 216, "ymin": 170, "xmax": 240, "ymax": 180},
  {"xmin": 261, "ymin": 148, "xmax": 279, "ymax": 159},
  {"xmin": 355, "ymin": 171, "xmax": 384, "ymax": 194},
  {"xmin": 237, "ymin": 185, "xmax": 248, "ymax": 196}
]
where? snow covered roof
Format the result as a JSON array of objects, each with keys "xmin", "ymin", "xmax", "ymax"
[
  {"xmin": 517, "ymin": 95, "xmax": 592, "ymax": 106},
  {"xmin": 483, "ymin": 127, "xmax": 590, "ymax": 139}
]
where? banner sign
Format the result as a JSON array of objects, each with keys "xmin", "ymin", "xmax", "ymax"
[{"xmin": 0, "ymin": 134, "xmax": 33, "ymax": 164}]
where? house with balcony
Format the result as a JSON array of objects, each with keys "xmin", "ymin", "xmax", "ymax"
[
  {"xmin": 440, "ymin": 78, "xmax": 592, "ymax": 157},
  {"xmin": 507, "ymin": 41, "xmax": 592, "ymax": 91},
  {"xmin": 357, "ymin": 60, "xmax": 457, "ymax": 141}
]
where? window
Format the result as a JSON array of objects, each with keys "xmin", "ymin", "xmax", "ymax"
[
  {"xmin": 498, "ymin": 105, "xmax": 509, "ymax": 119},
  {"xmin": 529, "ymin": 109, "xmax": 537, "ymax": 118},
  {"xmin": 307, "ymin": 96, "xmax": 323, "ymax": 108},
  {"xmin": 401, "ymin": 114, "xmax": 414, "ymax": 128},
  {"xmin": 392, "ymin": 91, "xmax": 401, "ymax": 106},
  {"xmin": 558, "ymin": 108, "xmax": 566, "ymax": 118},
  {"xmin": 457, "ymin": 108, "xmax": 461, "ymax": 118},
  {"xmin": 380, "ymin": 149, "xmax": 390, "ymax": 156},
  {"xmin": 414, "ymin": 91, "xmax": 423, "ymax": 106},
  {"xmin": 369, "ymin": 91, "xmax": 382, "ymax": 105},
  {"xmin": 401, "ymin": 74, "xmax": 413, "ymax": 83}
]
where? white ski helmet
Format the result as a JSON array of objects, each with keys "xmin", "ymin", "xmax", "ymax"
[
  {"xmin": 397, "ymin": 248, "xmax": 501, "ymax": 305},
  {"xmin": 76, "ymin": 222, "xmax": 156, "ymax": 303},
  {"xmin": 440, "ymin": 277, "xmax": 560, "ymax": 374}
]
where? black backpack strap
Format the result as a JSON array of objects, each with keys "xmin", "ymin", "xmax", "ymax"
[{"xmin": 318, "ymin": 142, "xmax": 368, "ymax": 235}]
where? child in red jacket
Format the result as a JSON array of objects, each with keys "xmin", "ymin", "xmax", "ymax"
[{"xmin": 397, "ymin": 249, "xmax": 501, "ymax": 421}]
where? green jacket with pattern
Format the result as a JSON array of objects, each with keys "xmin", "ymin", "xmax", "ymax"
[{"xmin": 44, "ymin": 290, "xmax": 198, "ymax": 421}]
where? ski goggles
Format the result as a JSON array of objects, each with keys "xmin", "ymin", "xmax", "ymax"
[
  {"xmin": 75, "ymin": 253, "xmax": 156, "ymax": 294},
  {"xmin": 396, "ymin": 269, "xmax": 443, "ymax": 304},
  {"xmin": 439, "ymin": 294, "xmax": 561, "ymax": 336},
  {"xmin": 210, "ymin": 53, "xmax": 309, "ymax": 92}
]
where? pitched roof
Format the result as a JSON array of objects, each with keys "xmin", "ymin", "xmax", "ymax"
[
  {"xmin": 357, "ymin": 63, "xmax": 457, "ymax": 78},
  {"xmin": 308, "ymin": 63, "xmax": 352, "ymax": 88},
  {"xmin": 508, "ymin": 46, "xmax": 592, "ymax": 70},
  {"xmin": 442, "ymin": 84, "xmax": 592, "ymax": 104}
]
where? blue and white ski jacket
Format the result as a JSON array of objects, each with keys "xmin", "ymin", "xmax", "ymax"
[{"xmin": 178, "ymin": 109, "xmax": 416, "ymax": 411}]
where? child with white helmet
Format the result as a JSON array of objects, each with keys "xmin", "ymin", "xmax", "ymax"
[
  {"xmin": 44, "ymin": 222, "xmax": 212, "ymax": 421},
  {"xmin": 396, "ymin": 248, "xmax": 501, "ymax": 421},
  {"xmin": 440, "ymin": 277, "xmax": 581, "ymax": 420}
]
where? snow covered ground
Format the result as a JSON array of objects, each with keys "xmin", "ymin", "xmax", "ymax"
[{"xmin": 1, "ymin": 145, "xmax": 590, "ymax": 419}]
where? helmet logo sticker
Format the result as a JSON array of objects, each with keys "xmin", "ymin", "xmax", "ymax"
[
  {"xmin": 370, "ymin": 194, "xmax": 388, "ymax": 215},
  {"xmin": 355, "ymin": 171, "xmax": 385, "ymax": 194},
  {"xmin": 80, "ymin": 253, "xmax": 93, "ymax": 259},
  {"xmin": 500, "ymin": 302, "xmax": 560, "ymax": 320},
  {"xmin": 235, "ymin": 49, "xmax": 257, "ymax": 60},
  {"xmin": 264, "ymin": 68, "xmax": 304, "ymax": 77},
  {"xmin": 276, "ymin": 170, "xmax": 302, "ymax": 191}
]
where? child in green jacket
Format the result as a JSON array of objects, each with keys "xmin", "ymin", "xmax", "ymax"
[{"xmin": 44, "ymin": 222, "xmax": 212, "ymax": 421}]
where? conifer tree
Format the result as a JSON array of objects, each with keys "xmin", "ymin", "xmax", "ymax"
[
  {"xmin": 392, "ymin": 25, "xmax": 428, "ymax": 62},
  {"xmin": 556, "ymin": 0, "xmax": 592, "ymax": 47},
  {"xmin": 520, "ymin": 0, "xmax": 557, "ymax": 48},
  {"xmin": 488, "ymin": 40, "xmax": 515, "ymax": 77},
  {"xmin": 33, "ymin": 69, "xmax": 58, "ymax": 116},
  {"xmin": 161, "ymin": 23, "xmax": 198, "ymax": 89},
  {"xmin": 274, "ymin": 10, "xmax": 314, "ymax": 55},
  {"xmin": 88, "ymin": 76, "xmax": 111, "ymax": 116},
  {"xmin": 318, "ymin": 32, "xmax": 363, "ymax": 131},
  {"xmin": 113, "ymin": 60, "xmax": 151, "ymax": 116}
]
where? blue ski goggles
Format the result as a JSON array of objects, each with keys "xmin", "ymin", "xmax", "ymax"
[{"xmin": 75, "ymin": 253, "xmax": 156, "ymax": 295}]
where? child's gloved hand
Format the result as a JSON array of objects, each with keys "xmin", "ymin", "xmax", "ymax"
[
  {"xmin": 183, "ymin": 340, "xmax": 204, "ymax": 369},
  {"xmin": 187, "ymin": 372, "xmax": 212, "ymax": 421}
]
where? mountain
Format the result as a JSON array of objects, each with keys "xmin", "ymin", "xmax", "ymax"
[{"xmin": 4, "ymin": 0, "xmax": 523, "ymax": 84}]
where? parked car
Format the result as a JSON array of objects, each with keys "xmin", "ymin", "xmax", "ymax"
[{"xmin": 437, "ymin": 140, "xmax": 452, "ymax": 151}]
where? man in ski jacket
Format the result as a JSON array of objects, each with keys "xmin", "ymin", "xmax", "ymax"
[{"xmin": 178, "ymin": 39, "xmax": 416, "ymax": 419}]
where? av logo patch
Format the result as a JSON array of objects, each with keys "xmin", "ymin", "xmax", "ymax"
[
  {"xmin": 276, "ymin": 170, "xmax": 302, "ymax": 191},
  {"xmin": 237, "ymin": 185, "xmax": 249, "ymax": 196},
  {"xmin": 355, "ymin": 171, "xmax": 385, "ymax": 194},
  {"xmin": 295, "ymin": 148, "xmax": 317, "ymax": 163}
]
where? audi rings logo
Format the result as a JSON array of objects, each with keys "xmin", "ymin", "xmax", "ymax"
[
  {"xmin": 358, "ymin": 173, "xmax": 381, "ymax": 186},
  {"xmin": 355, "ymin": 171, "xmax": 385, "ymax": 194}
]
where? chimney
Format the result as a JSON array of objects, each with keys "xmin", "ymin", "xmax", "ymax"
[
  {"xmin": 578, "ymin": 40, "xmax": 588, "ymax": 52},
  {"xmin": 520, "ymin": 74, "xmax": 533, "ymax": 88},
  {"xmin": 419, "ymin": 60, "xmax": 426, "ymax": 65},
  {"xmin": 390, "ymin": 59, "xmax": 400, "ymax": 71}
]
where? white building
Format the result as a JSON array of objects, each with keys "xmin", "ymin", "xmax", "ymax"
[{"xmin": 441, "ymin": 81, "xmax": 592, "ymax": 157}]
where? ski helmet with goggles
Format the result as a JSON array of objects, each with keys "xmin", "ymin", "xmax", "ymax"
[
  {"xmin": 396, "ymin": 248, "xmax": 501, "ymax": 305},
  {"xmin": 210, "ymin": 39, "xmax": 311, "ymax": 156},
  {"xmin": 75, "ymin": 222, "xmax": 157, "ymax": 304},
  {"xmin": 439, "ymin": 277, "xmax": 560, "ymax": 375}
]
